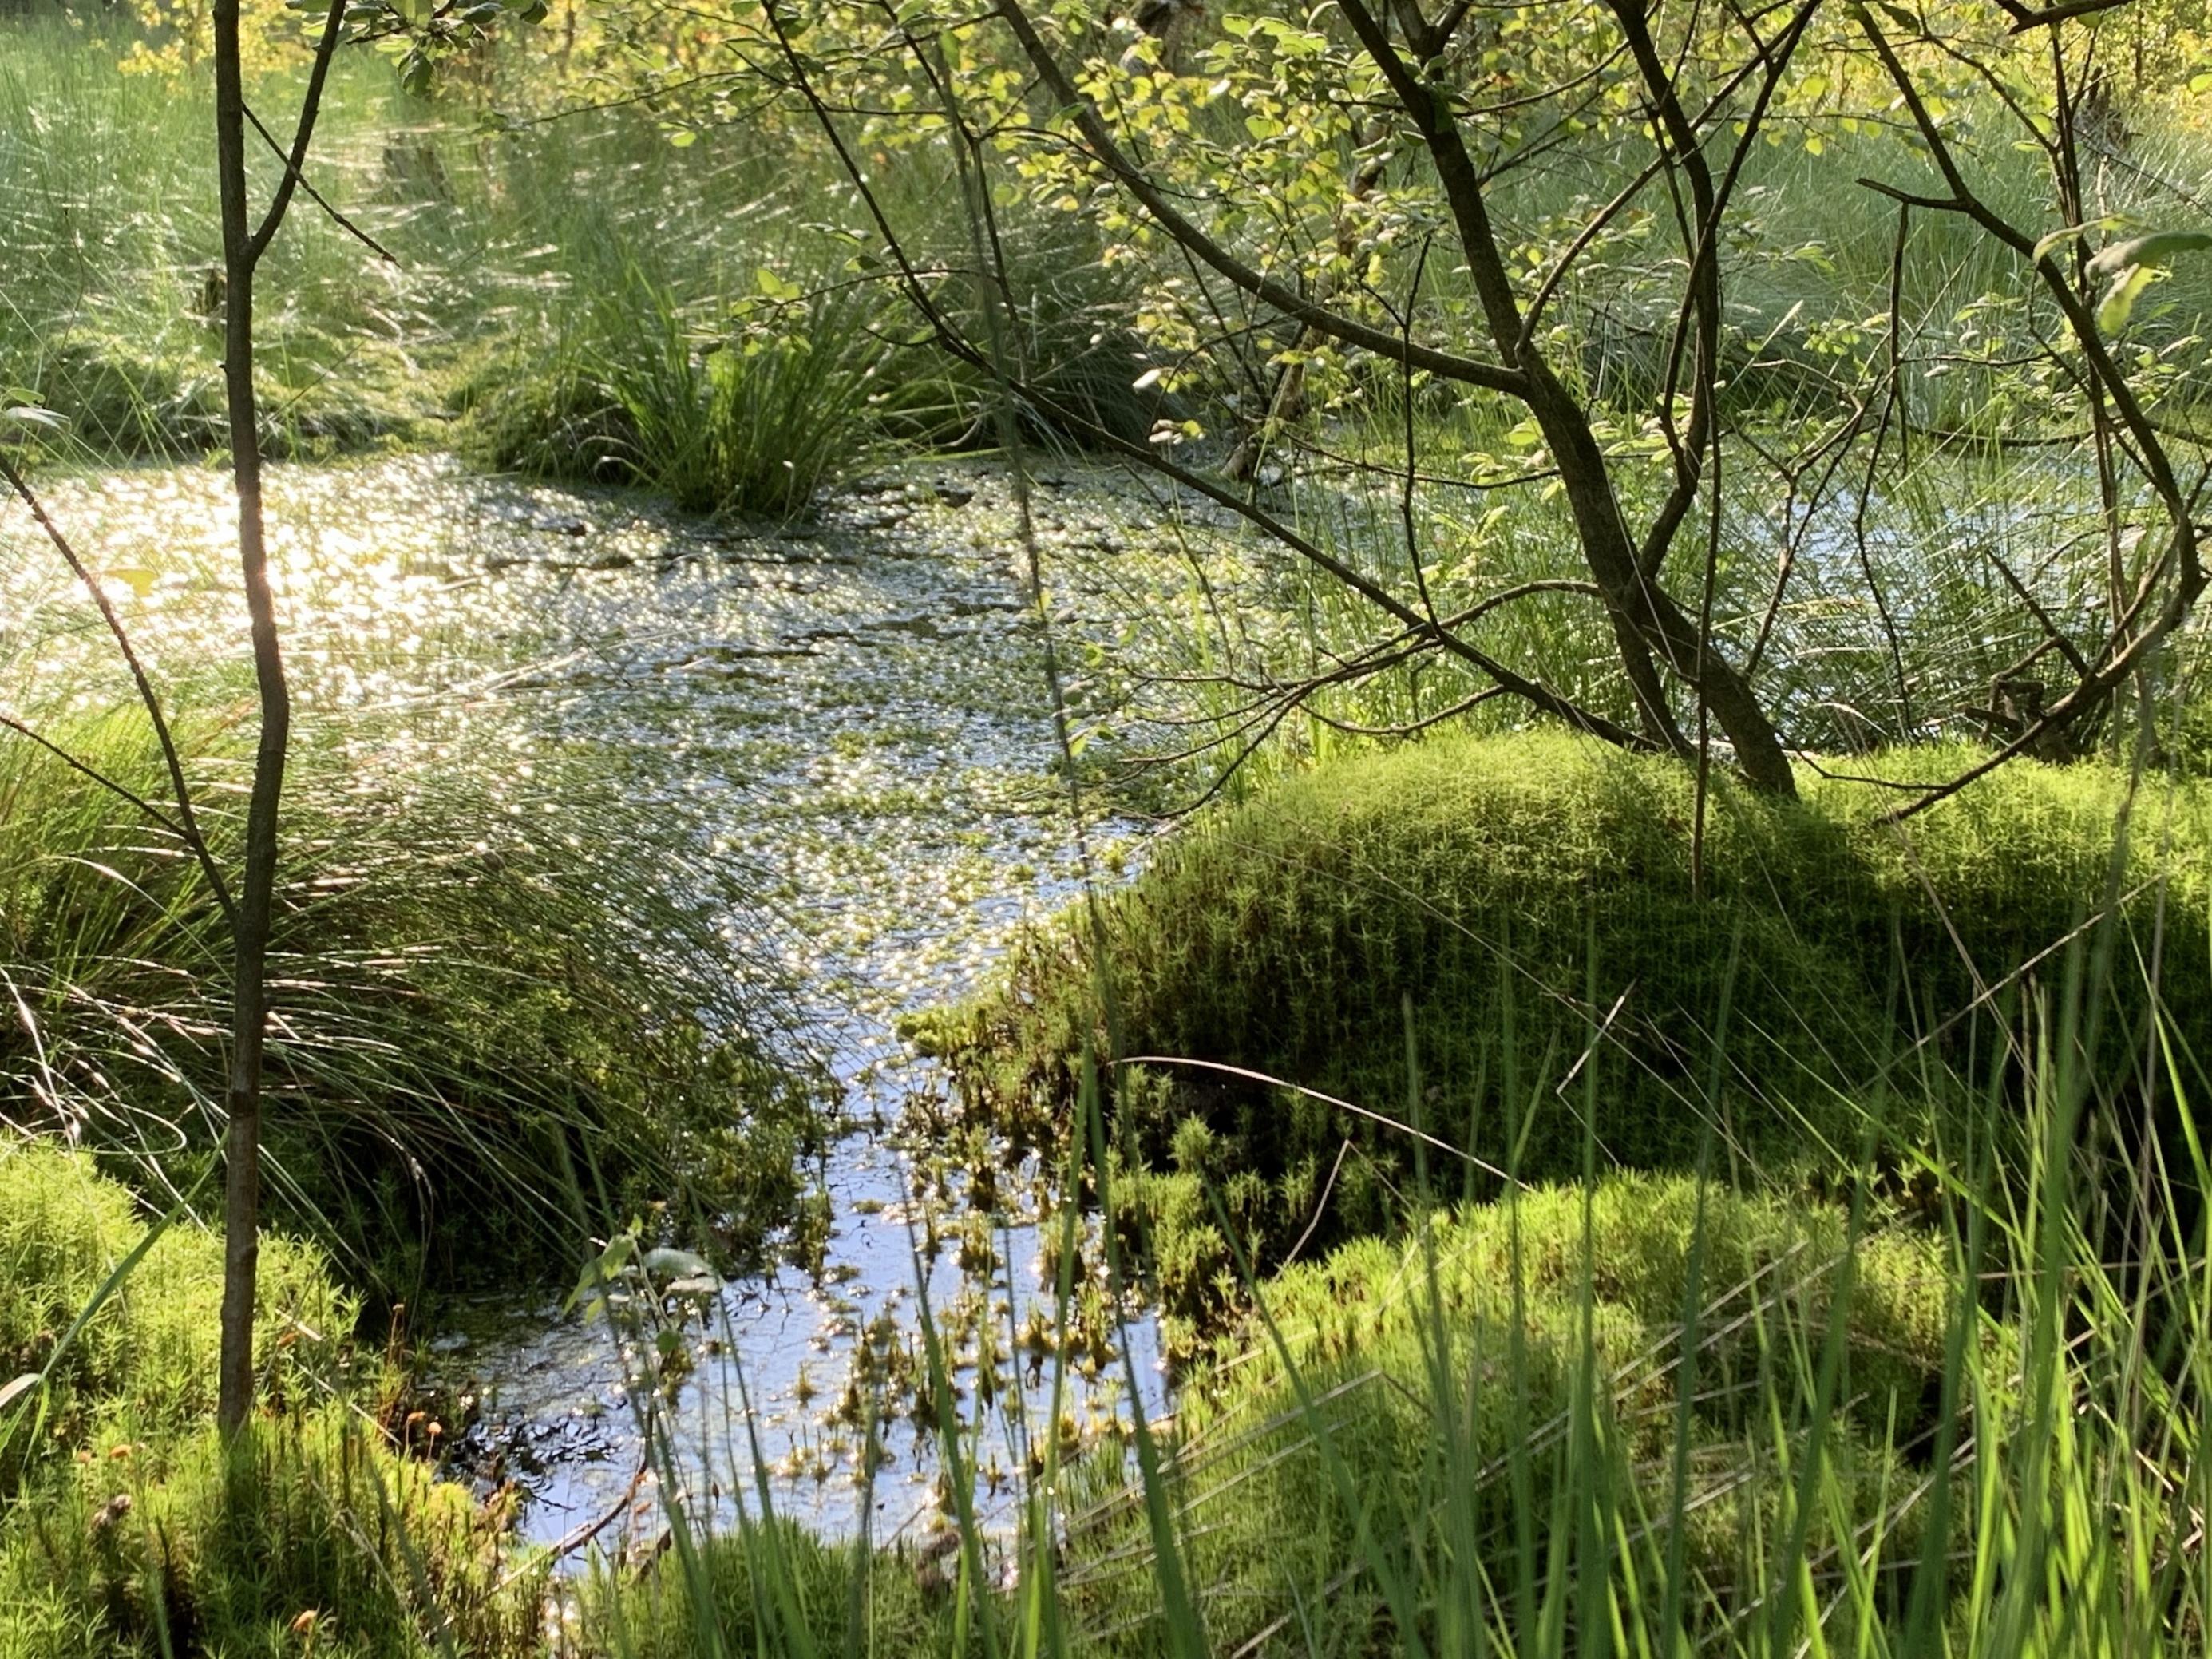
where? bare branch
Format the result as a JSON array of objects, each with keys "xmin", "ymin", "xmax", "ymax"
[
  {"xmin": 0, "ymin": 712, "xmax": 192, "ymax": 843},
  {"xmin": 242, "ymin": 102, "xmax": 397, "ymax": 265},
  {"xmin": 0, "ymin": 448, "xmax": 237, "ymax": 925},
  {"xmin": 247, "ymin": 0, "xmax": 350, "ymax": 263}
]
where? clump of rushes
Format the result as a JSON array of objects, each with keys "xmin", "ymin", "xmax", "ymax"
[
  {"xmin": 458, "ymin": 230, "xmax": 892, "ymax": 521},
  {"xmin": 916, "ymin": 733, "xmax": 2211, "ymax": 1269},
  {"xmin": 0, "ymin": 697, "xmax": 829, "ymax": 1294}
]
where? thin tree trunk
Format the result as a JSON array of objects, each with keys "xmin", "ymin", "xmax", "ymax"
[
  {"xmin": 214, "ymin": 0, "xmax": 292, "ymax": 1436},
  {"xmin": 1344, "ymin": 0, "xmax": 1795, "ymax": 793}
]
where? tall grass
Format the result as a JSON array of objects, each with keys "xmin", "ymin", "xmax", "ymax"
[
  {"xmin": 0, "ymin": 22, "xmax": 1157, "ymax": 502},
  {"xmin": 0, "ymin": 20, "xmax": 433, "ymax": 459},
  {"xmin": 571, "ymin": 878, "xmax": 2212, "ymax": 1657},
  {"xmin": 0, "ymin": 686, "xmax": 829, "ymax": 1293}
]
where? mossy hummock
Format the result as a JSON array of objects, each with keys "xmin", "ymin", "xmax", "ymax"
[{"xmin": 927, "ymin": 734, "xmax": 2209, "ymax": 1264}]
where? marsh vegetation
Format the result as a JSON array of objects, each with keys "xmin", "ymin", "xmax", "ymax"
[{"xmin": 6, "ymin": 2, "xmax": 2212, "ymax": 1655}]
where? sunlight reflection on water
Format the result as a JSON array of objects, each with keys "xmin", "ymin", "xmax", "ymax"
[{"xmin": 2, "ymin": 451, "xmax": 1173, "ymax": 1553}]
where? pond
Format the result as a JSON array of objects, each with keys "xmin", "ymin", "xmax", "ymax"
[{"xmin": 2, "ymin": 451, "xmax": 1203, "ymax": 1557}]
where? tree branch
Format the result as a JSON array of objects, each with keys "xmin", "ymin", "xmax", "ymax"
[
  {"xmin": 0, "ymin": 449, "xmax": 237, "ymax": 925},
  {"xmin": 247, "ymin": 0, "xmax": 351, "ymax": 263},
  {"xmin": 987, "ymin": 0, "xmax": 1529, "ymax": 396}
]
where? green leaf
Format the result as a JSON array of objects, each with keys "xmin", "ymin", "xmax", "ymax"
[
  {"xmin": 2096, "ymin": 263, "xmax": 2158, "ymax": 335},
  {"xmin": 754, "ymin": 267, "xmax": 802, "ymax": 303},
  {"xmin": 643, "ymin": 1246, "xmax": 714, "ymax": 1280},
  {"xmin": 562, "ymin": 1233, "xmax": 637, "ymax": 1317},
  {"xmin": 2031, "ymin": 220, "xmax": 2108, "ymax": 264},
  {"xmin": 2086, "ymin": 230, "xmax": 2212, "ymax": 280}
]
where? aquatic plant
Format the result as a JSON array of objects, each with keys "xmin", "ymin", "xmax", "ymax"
[{"xmin": 576, "ymin": 952, "xmax": 2212, "ymax": 1654}]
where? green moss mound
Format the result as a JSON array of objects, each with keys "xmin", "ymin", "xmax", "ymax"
[
  {"xmin": 0, "ymin": 1145, "xmax": 536, "ymax": 1659},
  {"xmin": 0, "ymin": 1409, "xmax": 536, "ymax": 1659},
  {"xmin": 928, "ymin": 735, "xmax": 2209, "ymax": 1260},
  {"xmin": 1061, "ymin": 1175, "xmax": 1975, "ymax": 1655},
  {"xmin": 0, "ymin": 1141, "xmax": 347, "ymax": 1495}
]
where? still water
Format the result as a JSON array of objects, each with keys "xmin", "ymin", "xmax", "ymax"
[{"xmin": 2, "ymin": 452, "xmax": 1181, "ymax": 1557}]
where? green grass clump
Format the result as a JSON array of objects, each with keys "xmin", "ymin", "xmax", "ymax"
[
  {"xmin": 1060, "ymin": 1174, "xmax": 1965, "ymax": 1654},
  {"xmin": 0, "ymin": 1145, "xmax": 538, "ymax": 1659},
  {"xmin": 457, "ymin": 231, "xmax": 893, "ymax": 519},
  {"xmin": 0, "ymin": 1139, "xmax": 347, "ymax": 1495},
  {"xmin": 0, "ymin": 1408, "xmax": 537, "ymax": 1659},
  {"xmin": 924, "ymin": 733, "xmax": 2210, "ymax": 1268},
  {"xmin": 574, "ymin": 1518, "xmax": 966, "ymax": 1658},
  {"xmin": 0, "ymin": 696, "xmax": 828, "ymax": 1293}
]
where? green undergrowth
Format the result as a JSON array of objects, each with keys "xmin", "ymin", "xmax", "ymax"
[
  {"xmin": 0, "ymin": 25, "xmax": 432, "ymax": 463},
  {"xmin": 0, "ymin": 25, "xmax": 1157, "ymax": 497},
  {"xmin": 0, "ymin": 1142, "xmax": 540, "ymax": 1659},
  {"xmin": 0, "ymin": 694, "xmax": 829, "ymax": 1296},
  {"xmin": 1056, "ymin": 1174, "xmax": 1969, "ymax": 1653},
  {"xmin": 917, "ymin": 734, "xmax": 2212, "ymax": 1302},
  {"xmin": 453, "ymin": 229, "xmax": 893, "ymax": 519},
  {"xmin": 0, "ymin": 1140, "xmax": 346, "ymax": 1496},
  {"xmin": 449, "ymin": 141, "xmax": 1161, "ymax": 513},
  {"xmin": 574, "ymin": 1518, "xmax": 966, "ymax": 1658}
]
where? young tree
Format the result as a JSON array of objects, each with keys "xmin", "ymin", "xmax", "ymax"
[
  {"xmin": 208, "ymin": 0, "xmax": 540, "ymax": 1430},
  {"xmin": 208, "ymin": 0, "xmax": 318, "ymax": 1433},
  {"xmin": 748, "ymin": 0, "xmax": 2210, "ymax": 810},
  {"xmin": 6, "ymin": 0, "xmax": 528, "ymax": 1435}
]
